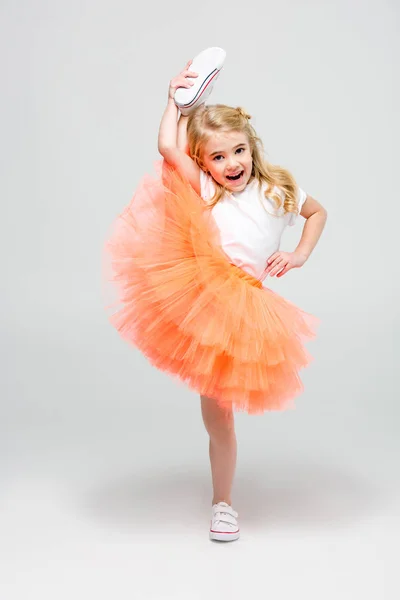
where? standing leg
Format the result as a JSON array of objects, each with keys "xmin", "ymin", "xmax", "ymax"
[{"xmin": 200, "ymin": 394, "xmax": 237, "ymax": 506}]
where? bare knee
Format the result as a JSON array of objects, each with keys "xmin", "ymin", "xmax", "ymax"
[{"xmin": 200, "ymin": 394, "xmax": 235, "ymax": 442}]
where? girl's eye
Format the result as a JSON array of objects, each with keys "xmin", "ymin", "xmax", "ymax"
[{"xmin": 213, "ymin": 148, "xmax": 245, "ymax": 161}]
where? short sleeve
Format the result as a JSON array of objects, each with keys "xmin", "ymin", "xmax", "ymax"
[
  {"xmin": 287, "ymin": 187, "xmax": 307, "ymax": 226},
  {"xmin": 199, "ymin": 169, "xmax": 216, "ymax": 201}
]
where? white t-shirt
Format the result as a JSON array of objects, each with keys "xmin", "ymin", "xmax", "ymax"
[{"xmin": 200, "ymin": 170, "xmax": 307, "ymax": 282}]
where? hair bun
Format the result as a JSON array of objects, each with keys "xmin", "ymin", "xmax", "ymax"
[{"xmin": 236, "ymin": 107, "xmax": 251, "ymax": 120}]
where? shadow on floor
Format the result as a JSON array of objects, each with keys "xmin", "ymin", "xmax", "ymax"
[{"xmin": 79, "ymin": 458, "xmax": 384, "ymax": 532}]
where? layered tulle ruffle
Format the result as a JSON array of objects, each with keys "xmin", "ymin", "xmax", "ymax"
[{"xmin": 103, "ymin": 161, "xmax": 319, "ymax": 414}]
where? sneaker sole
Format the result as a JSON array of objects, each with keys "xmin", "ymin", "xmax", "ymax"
[
  {"xmin": 174, "ymin": 47, "xmax": 226, "ymax": 115},
  {"xmin": 209, "ymin": 529, "xmax": 240, "ymax": 542}
]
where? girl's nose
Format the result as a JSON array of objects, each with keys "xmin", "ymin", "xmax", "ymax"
[{"xmin": 227, "ymin": 158, "xmax": 240, "ymax": 169}]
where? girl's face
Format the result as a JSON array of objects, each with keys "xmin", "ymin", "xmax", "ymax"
[{"xmin": 202, "ymin": 130, "xmax": 253, "ymax": 192}]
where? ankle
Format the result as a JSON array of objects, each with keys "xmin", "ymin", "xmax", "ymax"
[{"xmin": 212, "ymin": 498, "xmax": 232, "ymax": 506}]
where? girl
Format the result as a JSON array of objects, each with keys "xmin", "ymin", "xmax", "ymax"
[{"xmin": 104, "ymin": 59, "xmax": 327, "ymax": 542}]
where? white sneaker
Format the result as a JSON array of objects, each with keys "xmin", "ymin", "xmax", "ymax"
[
  {"xmin": 209, "ymin": 501, "xmax": 240, "ymax": 542},
  {"xmin": 174, "ymin": 47, "xmax": 226, "ymax": 116}
]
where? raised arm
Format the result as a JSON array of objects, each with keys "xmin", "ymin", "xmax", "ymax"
[
  {"xmin": 177, "ymin": 114, "xmax": 190, "ymax": 154},
  {"xmin": 158, "ymin": 98, "xmax": 179, "ymax": 150},
  {"xmin": 158, "ymin": 61, "xmax": 201, "ymax": 193}
]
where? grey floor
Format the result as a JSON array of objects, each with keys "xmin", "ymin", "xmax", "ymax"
[{"xmin": 2, "ymin": 318, "xmax": 399, "ymax": 599}]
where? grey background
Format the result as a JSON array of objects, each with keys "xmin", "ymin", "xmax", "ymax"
[{"xmin": 1, "ymin": 0, "xmax": 399, "ymax": 598}]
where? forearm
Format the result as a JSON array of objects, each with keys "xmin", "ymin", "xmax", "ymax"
[
  {"xmin": 295, "ymin": 210, "xmax": 327, "ymax": 260},
  {"xmin": 158, "ymin": 98, "xmax": 179, "ymax": 151},
  {"xmin": 177, "ymin": 114, "xmax": 189, "ymax": 154}
]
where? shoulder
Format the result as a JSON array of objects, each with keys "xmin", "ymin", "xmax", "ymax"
[
  {"xmin": 265, "ymin": 183, "xmax": 306, "ymax": 206},
  {"xmin": 258, "ymin": 182, "xmax": 285, "ymax": 216},
  {"xmin": 287, "ymin": 186, "xmax": 307, "ymax": 226},
  {"xmin": 259, "ymin": 181, "xmax": 307, "ymax": 225}
]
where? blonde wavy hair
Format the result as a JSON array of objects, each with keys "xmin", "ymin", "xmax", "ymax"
[{"xmin": 186, "ymin": 104, "xmax": 300, "ymax": 217}]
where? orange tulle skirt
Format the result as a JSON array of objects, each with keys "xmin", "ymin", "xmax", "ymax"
[{"xmin": 103, "ymin": 160, "xmax": 319, "ymax": 414}]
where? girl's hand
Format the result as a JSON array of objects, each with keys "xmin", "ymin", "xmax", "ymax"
[
  {"xmin": 263, "ymin": 251, "xmax": 308, "ymax": 278},
  {"xmin": 168, "ymin": 60, "xmax": 198, "ymax": 101}
]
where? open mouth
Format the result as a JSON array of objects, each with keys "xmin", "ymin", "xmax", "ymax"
[{"xmin": 226, "ymin": 170, "xmax": 244, "ymax": 182}]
